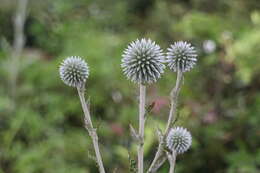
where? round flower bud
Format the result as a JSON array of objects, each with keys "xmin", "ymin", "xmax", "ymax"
[
  {"xmin": 59, "ymin": 56, "xmax": 89, "ymax": 88},
  {"xmin": 121, "ymin": 38, "xmax": 165, "ymax": 84},
  {"xmin": 166, "ymin": 41, "xmax": 197, "ymax": 72},
  {"xmin": 166, "ymin": 127, "xmax": 192, "ymax": 154}
]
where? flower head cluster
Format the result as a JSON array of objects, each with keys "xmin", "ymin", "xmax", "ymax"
[
  {"xmin": 121, "ymin": 38, "xmax": 165, "ymax": 84},
  {"xmin": 59, "ymin": 56, "xmax": 89, "ymax": 88},
  {"xmin": 166, "ymin": 41, "xmax": 197, "ymax": 72},
  {"xmin": 166, "ymin": 126, "xmax": 192, "ymax": 154}
]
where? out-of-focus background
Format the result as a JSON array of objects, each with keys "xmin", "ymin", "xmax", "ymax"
[{"xmin": 0, "ymin": 0, "xmax": 260, "ymax": 172}]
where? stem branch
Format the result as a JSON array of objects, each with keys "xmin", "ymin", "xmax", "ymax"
[
  {"xmin": 77, "ymin": 87, "xmax": 106, "ymax": 173},
  {"xmin": 147, "ymin": 71, "xmax": 183, "ymax": 173}
]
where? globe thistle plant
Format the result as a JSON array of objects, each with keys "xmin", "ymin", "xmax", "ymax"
[
  {"xmin": 59, "ymin": 56, "xmax": 106, "ymax": 173},
  {"xmin": 59, "ymin": 56, "xmax": 89, "ymax": 88},
  {"xmin": 57, "ymin": 39, "xmax": 198, "ymax": 173},
  {"xmin": 166, "ymin": 127, "xmax": 192, "ymax": 154},
  {"xmin": 121, "ymin": 38, "xmax": 166, "ymax": 173},
  {"xmin": 121, "ymin": 38, "xmax": 165, "ymax": 84},
  {"xmin": 166, "ymin": 41, "xmax": 197, "ymax": 72}
]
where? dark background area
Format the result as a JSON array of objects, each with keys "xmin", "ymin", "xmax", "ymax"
[{"xmin": 0, "ymin": 0, "xmax": 260, "ymax": 172}]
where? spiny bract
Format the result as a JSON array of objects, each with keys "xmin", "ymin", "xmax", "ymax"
[
  {"xmin": 121, "ymin": 38, "xmax": 165, "ymax": 84},
  {"xmin": 166, "ymin": 126, "xmax": 192, "ymax": 154},
  {"xmin": 59, "ymin": 56, "xmax": 89, "ymax": 88},
  {"xmin": 166, "ymin": 41, "xmax": 197, "ymax": 72}
]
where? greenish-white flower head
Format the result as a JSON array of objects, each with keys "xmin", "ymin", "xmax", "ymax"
[
  {"xmin": 59, "ymin": 56, "xmax": 89, "ymax": 88},
  {"xmin": 166, "ymin": 41, "xmax": 197, "ymax": 72},
  {"xmin": 121, "ymin": 38, "xmax": 165, "ymax": 84},
  {"xmin": 166, "ymin": 126, "xmax": 192, "ymax": 154}
]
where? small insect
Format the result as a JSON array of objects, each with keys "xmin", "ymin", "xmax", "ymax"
[{"xmin": 146, "ymin": 101, "xmax": 156, "ymax": 113}]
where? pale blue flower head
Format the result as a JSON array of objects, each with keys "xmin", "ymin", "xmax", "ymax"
[
  {"xmin": 59, "ymin": 56, "xmax": 89, "ymax": 88},
  {"xmin": 121, "ymin": 38, "xmax": 165, "ymax": 84},
  {"xmin": 166, "ymin": 126, "xmax": 192, "ymax": 154},
  {"xmin": 167, "ymin": 41, "xmax": 197, "ymax": 72}
]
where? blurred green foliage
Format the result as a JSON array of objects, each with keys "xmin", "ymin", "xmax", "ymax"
[{"xmin": 0, "ymin": 0, "xmax": 260, "ymax": 172}]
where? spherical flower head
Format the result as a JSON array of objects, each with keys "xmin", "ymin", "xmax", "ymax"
[
  {"xmin": 59, "ymin": 56, "xmax": 89, "ymax": 88},
  {"xmin": 166, "ymin": 126, "xmax": 192, "ymax": 154},
  {"xmin": 121, "ymin": 38, "xmax": 165, "ymax": 84},
  {"xmin": 166, "ymin": 41, "xmax": 197, "ymax": 72}
]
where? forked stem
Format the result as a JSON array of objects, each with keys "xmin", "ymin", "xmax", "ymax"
[
  {"xmin": 147, "ymin": 70, "xmax": 183, "ymax": 173},
  {"xmin": 138, "ymin": 84, "xmax": 146, "ymax": 173},
  {"xmin": 77, "ymin": 87, "xmax": 106, "ymax": 173}
]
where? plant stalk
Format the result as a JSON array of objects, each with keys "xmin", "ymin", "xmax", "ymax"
[
  {"xmin": 77, "ymin": 87, "xmax": 106, "ymax": 173},
  {"xmin": 167, "ymin": 151, "xmax": 176, "ymax": 173},
  {"xmin": 147, "ymin": 70, "xmax": 183, "ymax": 173},
  {"xmin": 138, "ymin": 84, "xmax": 146, "ymax": 173}
]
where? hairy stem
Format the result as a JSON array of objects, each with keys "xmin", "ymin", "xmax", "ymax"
[
  {"xmin": 77, "ymin": 87, "xmax": 106, "ymax": 173},
  {"xmin": 138, "ymin": 84, "xmax": 146, "ymax": 173},
  {"xmin": 147, "ymin": 71, "xmax": 183, "ymax": 173}
]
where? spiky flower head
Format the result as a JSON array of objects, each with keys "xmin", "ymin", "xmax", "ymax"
[
  {"xmin": 59, "ymin": 56, "xmax": 89, "ymax": 88},
  {"xmin": 166, "ymin": 126, "xmax": 192, "ymax": 154},
  {"xmin": 166, "ymin": 41, "xmax": 197, "ymax": 72},
  {"xmin": 121, "ymin": 38, "xmax": 165, "ymax": 84}
]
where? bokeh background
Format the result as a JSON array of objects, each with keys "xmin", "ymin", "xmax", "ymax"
[{"xmin": 1, "ymin": 0, "xmax": 260, "ymax": 172}]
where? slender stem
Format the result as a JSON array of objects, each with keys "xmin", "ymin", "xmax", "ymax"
[
  {"xmin": 169, "ymin": 161, "xmax": 175, "ymax": 173},
  {"xmin": 150, "ymin": 154, "xmax": 167, "ymax": 172},
  {"xmin": 168, "ymin": 152, "xmax": 176, "ymax": 173},
  {"xmin": 147, "ymin": 71, "xmax": 183, "ymax": 173},
  {"xmin": 164, "ymin": 70, "xmax": 183, "ymax": 135},
  {"xmin": 147, "ymin": 144, "xmax": 164, "ymax": 173},
  {"xmin": 138, "ymin": 84, "xmax": 146, "ymax": 173},
  {"xmin": 77, "ymin": 87, "xmax": 106, "ymax": 173}
]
